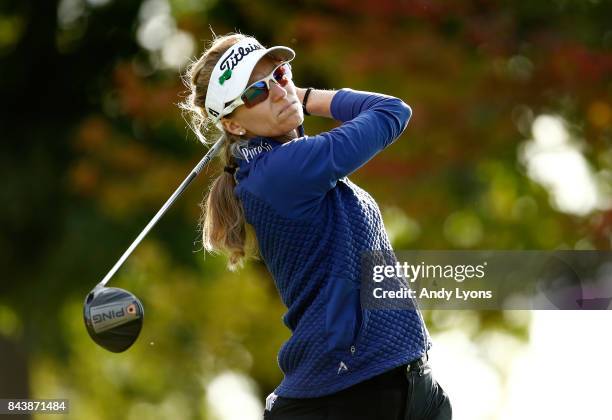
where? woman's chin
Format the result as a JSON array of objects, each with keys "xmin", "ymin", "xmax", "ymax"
[
  {"xmin": 272, "ymin": 120, "xmax": 301, "ymax": 137},
  {"xmin": 287, "ymin": 114, "xmax": 304, "ymax": 132}
]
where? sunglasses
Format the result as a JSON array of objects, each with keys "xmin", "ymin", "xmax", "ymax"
[{"xmin": 223, "ymin": 62, "xmax": 293, "ymax": 115}]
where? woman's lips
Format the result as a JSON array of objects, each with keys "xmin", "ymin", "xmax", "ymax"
[{"xmin": 278, "ymin": 101, "xmax": 298, "ymax": 117}]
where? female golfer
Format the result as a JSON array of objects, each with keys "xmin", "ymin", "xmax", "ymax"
[{"xmin": 183, "ymin": 33, "xmax": 452, "ymax": 419}]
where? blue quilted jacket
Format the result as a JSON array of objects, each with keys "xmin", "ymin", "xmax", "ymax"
[{"xmin": 234, "ymin": 89, "xmax": 430, "ymax": 398}]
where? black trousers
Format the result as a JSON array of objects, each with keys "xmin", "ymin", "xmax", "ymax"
[{"xmin": 263, "ymin": 358, "xmax": 452, "ymax": 420}]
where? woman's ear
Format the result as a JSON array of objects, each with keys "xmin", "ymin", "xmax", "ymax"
[{"xmin": 221, "ymin": 117, "xmax": 246, "ymax": 136}]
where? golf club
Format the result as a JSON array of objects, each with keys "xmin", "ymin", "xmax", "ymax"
[{"xmin": 83, "ymin": 137, "xmax": 224, "ymax": 352}]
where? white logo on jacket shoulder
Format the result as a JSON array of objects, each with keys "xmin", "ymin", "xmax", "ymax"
[
  {"xmin": 337, "ymin": 361, "xmax": 349, "ymax": 374},
  {"xmin": 239, "ymin": 142, "xmax": 273, "ymax": 163}
]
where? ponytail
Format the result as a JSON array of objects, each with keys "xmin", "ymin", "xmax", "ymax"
[{"xmin": 200, "ymin": 135, "xmax": 257, "ymax": 270}]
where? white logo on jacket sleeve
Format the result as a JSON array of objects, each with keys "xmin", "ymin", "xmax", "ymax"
[
  {"xmin": 337, "ymin": 361, "xmax": 349, "ymax": 374},
  {"xmin": 265, "ymin": 392, "xmax": 278, "ymax": 411}
]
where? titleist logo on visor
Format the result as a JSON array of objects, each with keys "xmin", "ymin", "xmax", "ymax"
[{"xmin": 219, "ymin": 43, "xmax": 262, "ymax": 72}]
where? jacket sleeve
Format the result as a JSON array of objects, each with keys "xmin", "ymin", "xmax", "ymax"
[{"xmin": 254, "ymin": 88, "xmax": 412, "ymax": 218}]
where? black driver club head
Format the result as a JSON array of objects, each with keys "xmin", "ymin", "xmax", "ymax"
[{"xmin": 83, "ymin": 286, "xmax": 144, "ymax": 353}]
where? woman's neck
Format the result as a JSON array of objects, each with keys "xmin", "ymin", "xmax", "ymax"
[{"xmin": 271, "ymin": 128, "xmax": 299, "ymax": 143}]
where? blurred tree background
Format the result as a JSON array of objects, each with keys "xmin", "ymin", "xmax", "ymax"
[{"xmin": 0, "ymin": 0, "xmax": 610, "ymax": 419}]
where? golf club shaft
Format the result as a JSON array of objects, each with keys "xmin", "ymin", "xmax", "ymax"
[{"xmin": 97, "ymin": 137, "xmax": 225, "ymax": 288}]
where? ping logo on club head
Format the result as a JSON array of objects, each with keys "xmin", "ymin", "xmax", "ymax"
[
  {"xmin": 88, "ymin": 298, "xmax": 141, "ymax": 334},
  {"xmin": 92, "ymin": 305, "xmax": 126, "ymax": 324}
]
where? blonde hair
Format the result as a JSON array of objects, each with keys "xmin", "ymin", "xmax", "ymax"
[{"xmin": 180, "ymin": 33, "xmax": 256, "ymax": 270}]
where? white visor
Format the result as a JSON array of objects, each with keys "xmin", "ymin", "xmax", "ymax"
[{"xmin": 204, "ymin": 37, "xmax": 295, "ymax": 127}]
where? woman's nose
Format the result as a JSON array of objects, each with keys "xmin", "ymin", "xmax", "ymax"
[{"xmin": 268, "ymin": 80, "xmax": 286, "ymax": 101}]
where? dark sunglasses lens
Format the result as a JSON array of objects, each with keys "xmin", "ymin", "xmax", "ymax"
[
  {"xmin": 274, "ymin": 64, "xmax": 289, "ymax": 86},
  {"xmin": 242, "ymin": 81, "xmax": 268, "ymax": 108}
]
